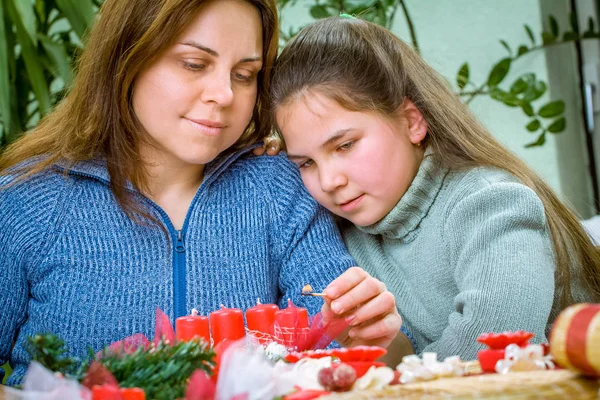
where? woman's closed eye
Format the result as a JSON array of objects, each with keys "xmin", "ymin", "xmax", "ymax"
[
  {"xmin": 233, "ymin": 71, "xmax": 255, "ymax": 84},
  {"xmin": 181, "ymin": 60, "xmax": 206, "ymax": 71}
]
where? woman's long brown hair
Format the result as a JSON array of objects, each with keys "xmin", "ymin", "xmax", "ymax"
[
  {"xmin": 270, "ymin": 17, "xmax": 600, "ymax": 315},
  {"xmin": 0, "ymin": 0, "xmax": 279, "ymax": 221}
]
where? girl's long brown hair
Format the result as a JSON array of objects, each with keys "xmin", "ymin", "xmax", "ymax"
[
  {"xmin": 0, "ymin": 0, "xmax": 278, "ymax": 221},
  {"xmin": 270, "ymin": 16, "xmax": 600, "ymax": 315}
]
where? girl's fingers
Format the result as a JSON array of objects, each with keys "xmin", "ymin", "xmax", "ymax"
[
  {"xmin": 343, "ymin": 291, "xmax": 396, "ymax": 327},
  {"xmin": 349, "ymin": 312, "xmax": 402, "ymax": 342},
  {"xmin": 325, "ymin": 266, "xmax": 370, "ymax": 300},
  {"xmin": 328, "ymin": 272, "xmax": 387, "ymax": 315},
  {"xmin": 264, "ymin": 136, "xmax": 282, "ymax": 155},
  {"xmin": 252, "ymin": 146, "xmax": 266, "ymax": 156}
]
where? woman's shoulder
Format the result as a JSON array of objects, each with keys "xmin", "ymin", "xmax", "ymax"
[
  {"xmin": 226, "ymin": 152, "xmax": 307, "ymax": 191},
  {"xmin": 0, "ymin": 162, "xmax": 69, "ymax": 211}
]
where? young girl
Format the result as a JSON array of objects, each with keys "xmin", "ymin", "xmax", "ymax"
[
  {"xmin": 0, "ymin": 2, "xmax": 403, "ymax": 384},
  {"xmin": 270, "ymin": 16, "xmax": 600, "ymax": 360}
]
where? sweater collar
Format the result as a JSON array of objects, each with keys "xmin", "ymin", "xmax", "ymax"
[
  {"xmin": 57, "ymin": 144, "xmax": 261, "ymax": 189},
  {"xmin": 355, "ymin": 149, "xmax": 448, "ymax": 239}
]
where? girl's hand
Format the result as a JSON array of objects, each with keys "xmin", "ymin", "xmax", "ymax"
[
  {"xmin": 323, "ymin": 267, "xmax": 401, "ymax": 349},
  {"xmin": 252, "ymin": 136, "xmax": 282, "ymax": 156}
]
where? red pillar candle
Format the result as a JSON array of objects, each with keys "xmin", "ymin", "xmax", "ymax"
[
  {"xmin": 176, "ymin": 308, "xmax": 210, "ymax": 344},
  {"xmin": 246, "ymin": 298, "xmax": 279, "ymax": 344},
  {"xmin": 209, "ymin": 305, "xmax": 245, "ymax": 346},
  {"xmin": 274, "ymin": 299, "xmax": 309, "ymax": 348}
]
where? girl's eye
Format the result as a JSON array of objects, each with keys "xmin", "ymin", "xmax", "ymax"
[
  {"xmin": 182, "ymin": 61, "xmax": 206, "ymax": 71},
  {"xmin": 338, "ymin": 141, "xmax": 355, "ymax": 151},
  {"xmin": 299, "ymin": 159, "xmax": 314, "ymax": 169}
]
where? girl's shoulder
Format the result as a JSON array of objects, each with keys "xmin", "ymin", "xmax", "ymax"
[
  {"xmin": 442, "ymin": 165, "xmax": 545, "ymax": 219},
  {"xmin": 448, "ymin": 165, "xmax": 521, "ymax": 188}
]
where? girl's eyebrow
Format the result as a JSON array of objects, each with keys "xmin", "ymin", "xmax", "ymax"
[
  {"xmin": 320, "ymin": 129, "xmax": 353, "ymax": 149},
  {"xmin": 179, "ymin": 41, "xmax": 262, "ymax": 63},
  {"xmin": 287, "ymin": 129, "xmax": 353, "ymax": 160}
]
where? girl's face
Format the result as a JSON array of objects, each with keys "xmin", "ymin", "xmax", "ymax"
[
  {"xmin": 278, "ymin": 92, "xmax": 427, "ymax": 227},
  {"xmin": 132, "ymin": 0, "xmax": 263, "ymax": 168}
]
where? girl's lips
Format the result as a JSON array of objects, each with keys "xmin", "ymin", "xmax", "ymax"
[{"xmin": 339, "ymin": 194, "xmax": 364, "ymax": 213}]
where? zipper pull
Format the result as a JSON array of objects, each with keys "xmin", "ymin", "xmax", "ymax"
[{"xmin": 175, "ymin": 230, "xmax": 186, "ymax": 253}]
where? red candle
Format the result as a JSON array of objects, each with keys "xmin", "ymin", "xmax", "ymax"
[
  {"xmin": 274, "ymin": 299, "xmax": 309, "ymax": 348},
  {"xmin": 275, "ymin": 299, "xmax": 309, "ymax": 328},
  {"xmin": 246, "ymin": 298, "xmax": 279, "ymax": 344},
  {"xmin": 176, "ymin": 309, "xmax": 210, "ymax": 345},
  {"xmin": 209, "ymin": 305, "xmax": 245, "ymax": 346}
]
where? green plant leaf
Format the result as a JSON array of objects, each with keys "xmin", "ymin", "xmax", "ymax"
[
  {"xmin": 526, "ymin": 119, "xmax": 540, "ymax": 132},
  {"xmin": 547, "ymin": 117, "xmax": 566, "ymax": 133},
  {"xmin": 524, "ymin": 24, "xmax": 535, "ymax": 44},
  {"xmin": 517, "ymin": 45, "xmax": 528, "ymax": 56},
  {"xmin": 584, "ymin": 17, "xmax": 596, "ymax": 38},
  {"xmin": 14, "ymin": 0, "xmax": 37, "ymax": 45},
  {"xmin": 570, "ymin": 12, "xmax": 579, "ymax": 34},
  {"xmin": 55, "ymin": 0, "xmax": 96, "ymax": 40},
  {"xmin": 7, "ymin": 0, "xmax": 50, "ymax": 116},
  {"xmin": 521, "ymin": 102, "xmax": 534, "ymax": 117},
  {"xmin": 489, "ymin": 87, "xmax": 519, "ymax": 106},
  {"xmin": 542, "ymin": 31, "xmax": 556, "ymax": 45},
  {"xmin": 522, "ymin": 81, "xmax": 546, "ymax": 102},
  {"xmin": 549, "ymin": 15, "xmax": 559, "ymax": 37},
  {"xmin": 38, "ymin": 34, "xmax": 73, "ymax": 86},
  {"xmin": 525, "ymin": 131, "xmax": 546, "ymax": 148},
  {"xmin": 538, "ymin": 100, "xmax": 565, "ymax": 118},
  {"xmin": 499, "ymin": 39, "xmax": 511, "ymax": 55},
  {"xmin": 310, "ymin": 5, "xmax": 330, "ymax": 19},
  {"xmin": 510, "ymin": 76, "xmax": 528, "ymax": 95},
  {"xmin": 457, "ymin": 62, "xmax": 469, "ymax": 90},
  {"xmin": 563, "ymin": 31, "xmax": 578, "ymax": 41},
  {"xmin": 487, "ymin": 58, "xmax": 511, "ymax": 88},
  {"xmin": 0, "ymin": 0, "xmax": 12, "ymax": 139}
]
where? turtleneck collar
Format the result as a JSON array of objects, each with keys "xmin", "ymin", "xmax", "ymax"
[{"xmin": 356, "ymin": 149, "xmax": 449, "ymax": 240}]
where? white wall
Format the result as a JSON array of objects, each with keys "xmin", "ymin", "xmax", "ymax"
[{"xmin": 280, "ymin": 0, "xmax": 596, "ymax": 217}]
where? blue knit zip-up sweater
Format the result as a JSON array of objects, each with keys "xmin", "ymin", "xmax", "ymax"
[{"xmin": 0, "ymin": 148, "xmax": 355, "ymax": 385}]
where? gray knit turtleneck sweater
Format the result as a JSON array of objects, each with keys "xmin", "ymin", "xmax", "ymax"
[{"xmin": 343, "ymin": 152, "xmax": 568, "ymax": 360}]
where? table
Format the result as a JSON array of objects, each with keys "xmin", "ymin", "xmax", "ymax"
[{"xmin": 324, "ymin": 369, "xmax": 599, "ymax": 399}]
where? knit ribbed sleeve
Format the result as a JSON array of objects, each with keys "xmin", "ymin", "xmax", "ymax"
[{"xmin": 0, "ymin": 171, "xmax": 68, "ymax": 382}]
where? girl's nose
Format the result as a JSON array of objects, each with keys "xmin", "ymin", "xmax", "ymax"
[{"xmin": 319, "ymin": 165, "xmax": 347, "ymax": 192}]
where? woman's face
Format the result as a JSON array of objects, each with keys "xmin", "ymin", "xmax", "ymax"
[{"xmin": 132, "ymin": 0, "xmax": 263, "ymax": 168}]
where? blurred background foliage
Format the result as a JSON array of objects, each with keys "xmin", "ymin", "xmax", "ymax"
[
  {"xmin": 0, "ymin": 0, "xmax": 102, "ymax": 146},
  {"xmin": 0, "ymin": 0, "xmax": 597, "ymax": 149}
]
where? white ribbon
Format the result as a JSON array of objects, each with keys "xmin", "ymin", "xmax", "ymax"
[
  {"xmin": 396, "ymin": 353, "xmax": 465, "ymax": 384},
  {"xmin": 495, "ymin": 344, "xmax": 555, "ymax": 374}
]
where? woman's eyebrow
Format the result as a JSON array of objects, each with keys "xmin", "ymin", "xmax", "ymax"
[{"xmin": 179, "ymin": 41, "xmax": 262, "ymax": 63}]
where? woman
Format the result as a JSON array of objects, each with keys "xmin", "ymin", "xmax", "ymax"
[{"xmin": 0, "ymin": 1, "xmax": 403, "ymax": 384}]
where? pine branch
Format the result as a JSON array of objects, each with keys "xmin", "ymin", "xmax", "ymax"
[
  {"xmin": 97, "ymin": 339, "xmax": 215, "ymax": 400},
  {"xmin": 26, "ymin": 333, "xmax": 80, "ymax": 376}
]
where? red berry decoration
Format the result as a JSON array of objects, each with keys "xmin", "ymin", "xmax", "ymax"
[
  {"xmin": 318, "ymin": 364, "xmax": 357, "ymax": 392},
  {"xmin": 317, "ymin": 367, "xmax": 335, "ymax": 390},
  {"xmin": 333, "ymin": 364, "xmax": 357, "ymax": 391}
]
